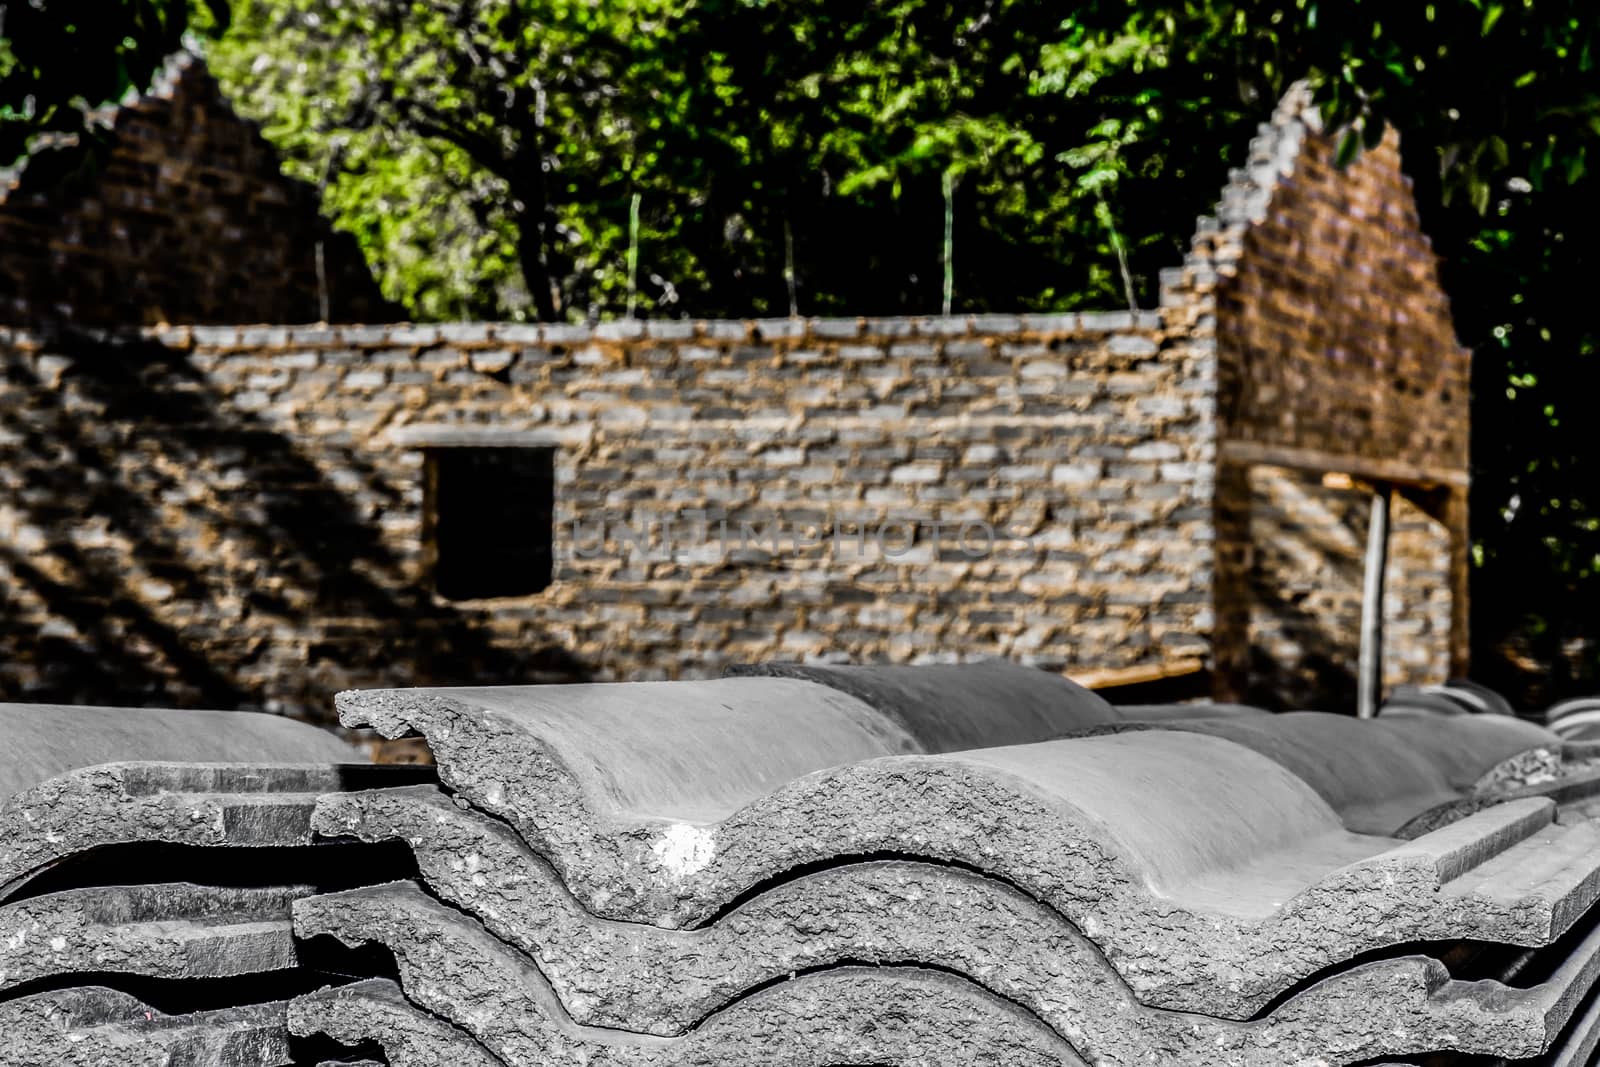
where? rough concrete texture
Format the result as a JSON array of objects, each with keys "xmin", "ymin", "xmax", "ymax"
[
  {"xmin": 1373, "ymin": 974, "xmax": 1600, "ymax": 1067},
  {"xmin": 0, "ymin": 763, "xmax": 404, "ymax": 900},
  {"xmin": 1523, "ymin": 767, "xmax": 1600, "ymax": 827},
  {"xmin": 1405, "ymin": 764, "xmax": 1600, "ymax": 842},
  {"xmin": 336, "ymin": 687, "xmax": 1600, "ymax": 1014},
  {"xmin": 1365, "ymin": 714, "xmax": 1563, "ymax": 791},
  {"xmin": 723, "ymin": 659, "xmax": 1120, "ymax": 748},
  {"xmin": 0, "ymin": 702, "xmax": 361, "ymax": 799},
  {"xmin": 292, "ymin": 882, "xmax": 1088, "ymax": 1067},
  {"xmin": 0, "ymin": 883, "xmax": 305, "ymax": 992},
  {"xmin": 1104, "ymin": 710, "xmax": 1567, "ymax": 836},
  {"xmin": 1550, "ymin": 701, "xmax": 1600, "ymax": 746},
  {"xmin": 1542, "ymin": 982, "xmax": 1600, "ymax": 1067},
  {"xmin": 1383, "ymin": 684, "xmax": 1499, "ymax": 717},
  {"xmin": 314, "ymin": 786, "xmax": 1600, "ymax": 1062},
  {"xmin": 1561, "ymin": 737, "xmax": 1600, "ymax": 762},
  {"xmin": 290, "ymin": 980, "xmax": 503, "ymax": 1067},
  {"xmin": 0, "ymin": 986, "xmax": 291, "ymax": 1067}
]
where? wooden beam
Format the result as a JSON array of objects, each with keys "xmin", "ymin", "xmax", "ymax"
[
  {"xmin": 1220, "ymin": 439, "xmax": 1469, "ymax": 490},
  {"xmin": 1071, "ymin": 657, "xmax": 1207, "ymax": 691}
]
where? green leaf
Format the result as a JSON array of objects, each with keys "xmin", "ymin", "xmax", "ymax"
[
  {"xmin": 1469, "ymin": 176, "xmax": 1491, "ymax": 214},
  {"xmin": 1335, "ymin": 128, "xmax": 1362, "ymax": 168}
]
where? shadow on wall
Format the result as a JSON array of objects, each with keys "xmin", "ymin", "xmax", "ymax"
[
  {"xmin": 1233, "ymin": 466, "xmax": 1454, "ymax": 712},
  {"xmin": 0, "ymin": 333, "xmax": 589, "ymax": 721},
  {"xmin": 1242, "ymin": 466, "xmax": 1366, "ymax": 710}
]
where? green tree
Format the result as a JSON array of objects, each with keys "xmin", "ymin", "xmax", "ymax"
[
  {"xmin": 210, "ymin": 1, "xmax": 1265, "ymax": 321},
  {"xmin": 212, "ymin": 0, "xmax": 665, "ymax": 321}
]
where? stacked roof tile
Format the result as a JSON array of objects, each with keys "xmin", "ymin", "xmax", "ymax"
[
  {"xmin": 7, "ymin": 664, "xmax": 1600, "ymax": 1065},
  {"xmin": 294, "ymin": 663, "xmax": 1600, "ymax": 1065},
  {"xmin": 0, "ymin": 701, "xmax": 430, "ymax": 1067}
]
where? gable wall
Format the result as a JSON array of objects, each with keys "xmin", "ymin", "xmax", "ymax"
[
  {"xmin": 1192, "ymin": 92, "xmax": 1471, "ymax": 705},
  {"xmin": 0, "ymin": 57, "xmax": 392, "ymax": 328}
]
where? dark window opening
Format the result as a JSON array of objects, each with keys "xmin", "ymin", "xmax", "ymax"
[{"xmin": 425, "ymin": 447, "xmax": 555, "ymax": 600}]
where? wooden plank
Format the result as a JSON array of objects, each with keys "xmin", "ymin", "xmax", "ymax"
[
  {"xmin": 1220, "ymin": 439, "xmax": 1469, "ymax": 489},
  {"xmin": 1070, "ymin": 657, "xmax": 1207, "ymax": 691}
]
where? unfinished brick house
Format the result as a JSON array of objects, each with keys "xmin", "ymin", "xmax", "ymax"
[{"xmin": 0, "ymin": 78, "xmax": 1469, "ymax": 720}]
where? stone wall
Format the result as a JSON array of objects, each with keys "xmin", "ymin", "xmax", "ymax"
[
  {"xmin": 1236, "ymin": 466, "xmax": 1454, "ymax": 710},
  {"xmin": 0, "ymin": 314, "xmax": 1215, "ymax": 719},
  {"xmin": 1387, "ymin": 488, "xmax": 1457, "ymax": 683},
  {"xmin": 1214, "ymin": 125, "xmax": 1470, "ymax": 477},
  {"xmin": 0, "ymin": 55, "xmax": 393, "ymax": 328},
  {"xmin": 1186, "ymin": 87, "xmax": 1471, "ymax": 701},
  {"xmin": 0, "ymin": 82, "xmax": 1471, "ymax": 719}
]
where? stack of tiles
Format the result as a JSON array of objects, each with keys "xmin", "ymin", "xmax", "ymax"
[
  {"xmin": 287, "ymin": 662, "xmax": 1600, "ymax": 1067},
  {"xmin": 0, "ymin": 702, "xmax": 430, "ymax": 1067},
  {"xmin": 1546, "ymin": 697, "xmax": 1600, "ymax": 744}
]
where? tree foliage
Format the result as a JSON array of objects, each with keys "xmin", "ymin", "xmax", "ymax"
[
  {"xmin": 210, "ymin": 0, "xmax": 1271, "ymax": 322},
  {"xmin": 0, "ymin": 0, "xmax": 228, "ymax": 181}
]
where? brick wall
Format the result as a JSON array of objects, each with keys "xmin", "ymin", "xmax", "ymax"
[
  {"xmin": 0, "ymin": 83, "xmax": 1470, "ymax": 719},
  {"xmin": 0, "ymin": 55, "xmax": 393, "ymax": 328},
  {"xmin": 1235, "ymin": 466, "xmax": 1454, "ymax": 710},
  {"xmin": 1214, "ymin": 127, "xmax": 1469, "ymax": 475},
  {"xmin": 0, "ymin": 314, "xmax": 1215, "ymax": 718},
  {"xmin": 1185, "ymin": 86, "xmax": 1471, "ymax": 702}
]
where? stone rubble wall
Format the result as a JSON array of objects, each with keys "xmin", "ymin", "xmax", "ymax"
[
  {"xmin": 0, "ymin": 313, "xmax": 1216, "ymax": 718},
  {"xmin": 0, "ymin": 81, "xmax": 1470, "ymax": 717},
  {"xmin": 1180, "ymin": 86, "xmax": 1471, "ymax": 702}
]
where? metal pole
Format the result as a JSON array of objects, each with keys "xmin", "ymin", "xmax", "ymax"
[
  {"xmin": 942, "ymin": 169, "xmax": 955, "ymax": 317},
  {"xmin": 626, "ymin": 192, "xmax": 641, "ymax": 319},
  {"xmin": 314, "ymin": 240, "xmax": 330, "ymax": 324},
  {"xmin": 1357, "ymin": 483, "xmax": 1392, "ymax": 718}
]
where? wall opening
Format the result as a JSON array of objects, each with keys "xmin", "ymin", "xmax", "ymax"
[
  {"xmin": 424, "ymin": 447, "xmax": 556, "ymax": 600},
  {"xmin": 1216, "ymin": 463, "xmax": 1455, "ymax": 710}
]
